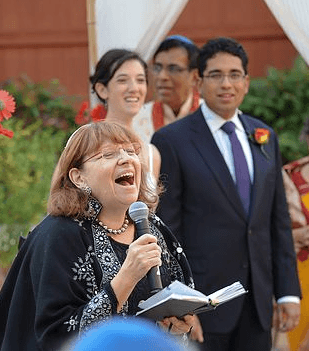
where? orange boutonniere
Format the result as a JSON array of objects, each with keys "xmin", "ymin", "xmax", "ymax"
[
  {"xmin": 248, "ymin": 128, "xmax": 270, "ymax": 159},
  {"xmin": 0, "ymin": 90, "xmax": 16, "ymax": 138},
  {"xmin": 254, "ymin": 128, "xmax": 270, "ymax": 145}
]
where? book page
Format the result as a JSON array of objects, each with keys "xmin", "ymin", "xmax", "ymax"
[{"xmin": 138, "ymin": 280, "xmax": 209, "ymax": 310}]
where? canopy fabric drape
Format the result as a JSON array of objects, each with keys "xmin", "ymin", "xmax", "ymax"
[
  {"xmin": 93, "ymin": 0, "xmax": 189, "ymax": 62},
  {"xmin": 86, "ymin": 0, "xmax": 189, "ymax": 106},
  {"xmin": 264, "ymin": 0, "xmax": 309, "ymax": 65}
]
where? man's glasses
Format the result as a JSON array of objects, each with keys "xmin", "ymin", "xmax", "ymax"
[
  {"xmin": 152, "ymin": 64, "xmax": 189, "ymax": 76},
  {"xmin": 82, "ymin": 143, "xmax": 141, "ymax": 164},
  {"xmin": 203, "ymin": 72, "xmax": 245, "ymax": 84}
]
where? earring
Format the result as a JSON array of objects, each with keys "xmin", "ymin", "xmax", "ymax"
[{"xmin": 81, "ymin": 185, "xmax": 92, "ymax": 196}]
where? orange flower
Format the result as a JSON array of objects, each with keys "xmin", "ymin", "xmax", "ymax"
[
  {"xmin": 0, "ymin": 90, "xmax": 16, "ymax": 121},
  {"xmin": 254, "ymin": 128, "xmax": 270, "ymax": 144}
]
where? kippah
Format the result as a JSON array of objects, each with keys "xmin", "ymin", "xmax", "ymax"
[
  {"xmin": 73, "ymin": 317, "xmax": 187, "ymax": 351},
  {"xmin": 166, "ymin": 35, "xmax": 194, "ymax": 46}
]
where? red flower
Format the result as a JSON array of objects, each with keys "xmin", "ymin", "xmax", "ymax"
[
  {"xmin": 90, "ymin": 104, "xmax": 107, "ymax": 122},
  {"xmin": 75, "ymin": 101, "xmax": 90, "ymax": 125},
  {"xmin": 254, "ymin": 128, "xmax": 270, "ymax": 144},
  {"xmin": 0, "ymin": 90, "xmax": 16, "ymax": 121},
  {"xmin": 0, "ymin": 124, "xmax": 14, "ymax": 138},
  {"xmin": 75, "ymin": 102, "xmax": 107, "ymax": 125},
  {"xmin": 0, "ymin": 90, "xmax": 16, "ymax": 138}
]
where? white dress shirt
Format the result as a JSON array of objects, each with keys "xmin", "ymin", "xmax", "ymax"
[
  {"xmin": 200, "ymin": 101, "xmax": 300, "ymax": 305},
  {"xmin": 201, "ymin": 101, "xmax": 254, "ymax": 184}
]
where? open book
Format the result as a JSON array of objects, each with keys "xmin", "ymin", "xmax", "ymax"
[{"xmin": 136, "ymin": 280, "xmax": 247, "ymax": 321}]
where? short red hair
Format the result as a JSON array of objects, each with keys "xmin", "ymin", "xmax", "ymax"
[{"xmin": 47, "ymin": 121, "xmax": 159, "ymax": 217}]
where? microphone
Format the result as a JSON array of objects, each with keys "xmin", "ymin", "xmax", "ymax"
[{"xmin": 128, "ymin": 201, "xmax": 163, "ymax": 294}]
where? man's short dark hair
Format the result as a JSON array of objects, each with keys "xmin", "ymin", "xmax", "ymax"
[
  {"xmin": 153, "ymin": 35, "xmax": 199, "ymax": 70},
  {"xmin": 198, "ymin": 37, "xmax": 249, "ymax": 77}
]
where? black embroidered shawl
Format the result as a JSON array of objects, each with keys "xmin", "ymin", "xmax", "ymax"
[{"xmin": 0, "ymin": 213, "xmax": 194, "ymax": 351}]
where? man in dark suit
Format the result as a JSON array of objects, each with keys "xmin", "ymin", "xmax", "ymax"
[{"xmin": 151, "ymin": 37, "xmax": 301, "ymax": 351}]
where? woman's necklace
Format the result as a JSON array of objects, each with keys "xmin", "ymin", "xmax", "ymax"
[{"xmin": 95, "ymin": 215, "xmax": 129, "ymax": 235}]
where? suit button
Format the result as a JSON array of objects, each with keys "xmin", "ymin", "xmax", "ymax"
[
  {"xmin": 242, "ymin": 263, "xmax": 249, "ymax": 269},
  {"xmin": 248, "ymin": 229, "xmax": 252, "ymax": 235}
]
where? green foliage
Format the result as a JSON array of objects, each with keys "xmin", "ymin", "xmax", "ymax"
[
  {"xmin": 240, "ymin": 56, "xmax": 309, "ymax": 162},
  {"xmin": 0, "ymin": 119, "xmax": 66, "ymax": 223},
  {"xmin": 0, "ymin": 76, "xmax": 79, "ymax": 267},
  {"xmin": 1, "ymin": 75, "xmax": 80, "ymax": 130}
]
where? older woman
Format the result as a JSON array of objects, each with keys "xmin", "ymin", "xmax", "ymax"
[
  {"xmin": 90, "ymin": 49, "xmax": 161, "ymax": 185},
  {"xmin": 0, "ymin": 122, "xmax": 196, "ymax": 351}
]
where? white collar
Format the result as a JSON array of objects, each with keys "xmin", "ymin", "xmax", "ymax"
[{"xmin": 201, "ymin": 101, "xmax": 244, "ymax": 134}]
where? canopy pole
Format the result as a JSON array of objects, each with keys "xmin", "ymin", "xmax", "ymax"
[{"xmin": 86, "ymin": 0, "xmax": 98, "ymax": 108}]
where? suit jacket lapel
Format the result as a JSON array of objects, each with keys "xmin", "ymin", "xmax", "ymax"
[{"xmin": 189, "ymin": 109, "xmax": 247, "ymax": 220}]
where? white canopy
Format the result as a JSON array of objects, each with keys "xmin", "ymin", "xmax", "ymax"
[
  {"xmin": 264, "ymin": 0, "xmax": 309, "ymax": 65},
  {"xmin": 91, "ymin": 0, "xmax": 189, "ymax": 63}
]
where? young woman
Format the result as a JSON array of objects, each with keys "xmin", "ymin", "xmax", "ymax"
[{"xmin": 90, "ymin": 49, "xmax": 161, "ymax": 186}]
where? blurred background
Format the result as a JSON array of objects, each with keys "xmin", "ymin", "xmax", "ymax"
[{"xmin": 0, "ymin": 0, "xmax": 299, "ymax": 97}]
